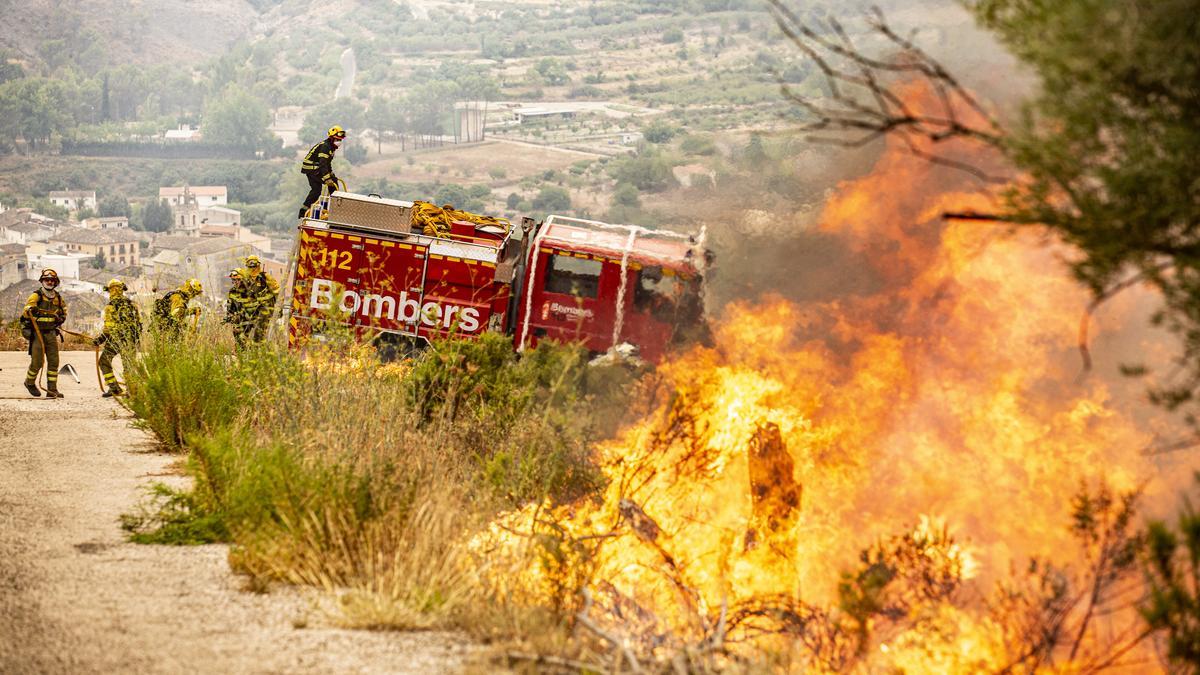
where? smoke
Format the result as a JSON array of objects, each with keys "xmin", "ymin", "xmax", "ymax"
[{"xmin": 686, "ymin": 3, "xmax": 1195, "ymax": 528}]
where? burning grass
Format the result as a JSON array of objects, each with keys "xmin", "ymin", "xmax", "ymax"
[{"xmin": 116, "ymin": 127, "xmax": 1198, "ymax": 670}]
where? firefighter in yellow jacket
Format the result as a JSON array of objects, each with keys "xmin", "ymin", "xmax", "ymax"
[
  {"xmin": 223, "ymin": 269, "xmax": 256, "ymax": 347},
  {"xmin": 94, "ymin": 279, "xmax": 142, "ymax": 397},
  {"xmin": 153, "ymin": 278, "xmax": 203, "ymax": 336},
  {"xmin": 21, "ymin": 269, "xmax": 66, "ymax": 398},
  {"xmin": 233, "ymin": 256, "xmax": 278, "ymax": 343},
  {"xmin": 298, "ymin": 125, "xmax": 346, "ymax": 218}
]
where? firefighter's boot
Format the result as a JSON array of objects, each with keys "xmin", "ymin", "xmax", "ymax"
[
  {"xmin": 24, "ymin": 382, "xmax": 40, "ymax": 397},
  {"xmin": 46, "ymin": 388, "xmax": 64, "ymax": 399},
  {"xmin": 102, "ymin": 385, "xmax": 123, "ymax": 398}
]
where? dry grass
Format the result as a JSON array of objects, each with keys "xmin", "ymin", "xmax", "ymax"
[
  {"xmin": 0, "ymin": 324, "xmax": 97, "ymax": 351},
  {"xmin": 120, "ymin": 322, "xmax": 637, "ymax": 643}
]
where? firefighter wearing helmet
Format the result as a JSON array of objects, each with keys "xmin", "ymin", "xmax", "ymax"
[
  {"xmin": 154, "ymin": 278, "xmax": 204, "ymax": 337},
  {"xmin": 223, "ymin": 268, "xmax": 251, "ymax": 347},
  {"xmin": 20, "ymin": 269, "xmax": 67, "ymax": 398},
  {"xmin": 94, "ymin": 279, "xmax": 142, "ymax": 397},
  {"xmin": 298, "ymin": 125, "xmax": 346, "ymax": 218},
  {"xmin": 229, "ymin": 255, "xmax": 279, "ymax": 344}
]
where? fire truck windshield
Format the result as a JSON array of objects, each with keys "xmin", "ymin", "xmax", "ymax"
[
  {"xmin": 545, "ymin": 254, "xmax": 602, "ymax": 298},
  {"xmin": 635, "ymin": 265, "xmax": 684, "ymax": 321}
]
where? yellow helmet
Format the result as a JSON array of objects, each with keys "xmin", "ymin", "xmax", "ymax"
[
  {"xmin": 105, "ymin": 279, "xmax": 127, "ymax": 291},
  {"xmin": 183, "ymin": 278, "xmax": 203, "ymax": 295},
  {"xmin": 328, "ymin": 125, "xmax": 346, "ymax": 139},
  {"xmin": 39, "ymin": 269, "xmax": 60, "ymax": 285},
  {"xmin": 229, "ymin": 269, "xmax": 243, "ymax": 280},
  {"xmin": 243, "ymin": 255, "xmax": 261, "ymax": 269}
]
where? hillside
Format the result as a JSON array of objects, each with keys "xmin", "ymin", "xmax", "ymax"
[{"xmin": 0, "ymin": 0, "xmax": 260, "ymax": 70}]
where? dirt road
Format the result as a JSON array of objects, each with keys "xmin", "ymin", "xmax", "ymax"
[{"xmin": 0, "ymin": 351, "xmax": 469, "ymax": 674}]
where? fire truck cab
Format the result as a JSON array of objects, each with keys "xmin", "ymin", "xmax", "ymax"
[
  {"xmin": 515, "ymin": 215, "xmax": 708, "ymax": 363},
  {"xmin": 285, "ymin": 192, "xmax": 708, "ymax": 363}
]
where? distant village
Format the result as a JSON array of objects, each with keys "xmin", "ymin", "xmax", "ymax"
[{"xmin": 0, "ymin": 187, "xmax": 288, "ymax": 334}]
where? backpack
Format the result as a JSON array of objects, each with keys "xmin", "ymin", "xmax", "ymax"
[
  {"xmin": 112, "ymin": 297, "xmax": 142, "ymax": 344},
  {"xmin": 154, "ymin": 290, "xmax": 184, "ymax": 325}
]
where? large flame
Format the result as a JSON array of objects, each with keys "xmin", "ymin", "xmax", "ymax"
[{"xmin": 480, "ymin": 94, "xmax": 1179, "ymax": 669}]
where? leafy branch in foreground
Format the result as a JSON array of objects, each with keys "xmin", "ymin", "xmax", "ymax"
[
  {"xmin": 769, "ymin": 0, "xmax": 1200, "ymax": 431},
  {"xmin": 765, "ymin": 0, "xmax": 1007, "ymax": 183},
  {"xmin": 1142, "ymin": 473, "xmax": 1200, "ymax": 669}
]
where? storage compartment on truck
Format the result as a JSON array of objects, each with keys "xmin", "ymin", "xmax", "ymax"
[{"xmin": 326, "ymin": 192, "xmax": 413, "ymax": 234}]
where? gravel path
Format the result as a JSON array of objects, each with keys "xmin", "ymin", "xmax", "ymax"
[{"xmin": 0, "ymin": 351, "xmax": 470, "ymax": 674}]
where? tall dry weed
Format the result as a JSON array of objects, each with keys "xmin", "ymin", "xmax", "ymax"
[{"xmin": 122, "ymin": 323, "xmax": 639, "ymax": 637}]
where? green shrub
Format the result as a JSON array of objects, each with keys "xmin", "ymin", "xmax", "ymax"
[
  {"xmin": 122, "ymin": 327, "xmax": 637, "ymax": 600},
  {"xmin": 680, "ymin": 134, "xmax": 717, "ymax": 156},
  {"xmin": 124, "ymin": 328, "xmax": 246, "ymax": 450}
]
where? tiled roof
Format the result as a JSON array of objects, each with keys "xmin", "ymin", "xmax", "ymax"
[
  {"xmin": 184, "ymin": 238, "xmax": 251, "ymax": 256},
  {"xmin": 0, "ymin": 210, "xmax": 30, "ymax": 228},
  {"xmin": 50, "ymin": 227, "xmax": 140, "ymax": 245},
  {"xmin": 0, "ymin": 280, "xmax": 39, "ymax": 321},
  {"xmin": 150, "ymin": 235, "xmax": 199, "ymax": 252},
  {"xmin": 149, "ymin": 269, "xmax": 187, "ymax": 293},
  {"xmin": 80, "ymin": 268, "xmax": 114, "ymax": 283},
  {"xmin": 8, "ymin": 221, "xmax": 52, "ymax": 233}
]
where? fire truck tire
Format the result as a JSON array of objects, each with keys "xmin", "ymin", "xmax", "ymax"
[{"xmin": 374, "ymin": 333, "xmax": 428, "ymax": 363}]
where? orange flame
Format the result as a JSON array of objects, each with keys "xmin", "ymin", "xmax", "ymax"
[{"xmin": 480, "ymin": 88, "xmax": 1179, "ymax": 669}]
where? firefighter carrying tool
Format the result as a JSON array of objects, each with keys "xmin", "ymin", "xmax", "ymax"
[
  {"xmin": 154, "ymin": 278, "xmax": 203, "ymax": 336},
  {"xmin": 20, "ymin": 269, "xmax": 67, "ymax": 398},
  {"xmin": 299, "ymin": 126, "xmax": 346, "ymax": 218},
  {"xmin": 94, "ymin": 279, "xmax": 142, "ymax": 397}
]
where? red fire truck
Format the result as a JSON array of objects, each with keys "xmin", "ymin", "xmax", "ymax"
[{"xmin": 283, "ymin": 191, "xmax": 709, "ymax": 362}]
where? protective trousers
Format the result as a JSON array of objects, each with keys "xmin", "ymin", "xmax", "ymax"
[
  {"xmin": 299, "ymin": 173, "xmax": 324, "ymax": 218},
  {"xmin": 26, "ymin": 330, "xmax": 60, "ymax": 391},
  {"xmin": 250, "ymin": 316, "xmax": 270, "ymax": 343},
  {"xmin": 98, "ymin": 343, "xmax": 122, "ymax": 391}
]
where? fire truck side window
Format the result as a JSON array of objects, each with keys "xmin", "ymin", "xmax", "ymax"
[
  {"xmin": 635, "ymin": 266, "xmax": 680, "ymax": 320},
  {"xmin": 545, "ymin": 253, "xmax": 602, "ymax": 298}
]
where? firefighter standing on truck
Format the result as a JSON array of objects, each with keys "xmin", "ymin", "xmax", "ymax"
[
  {"xmin": 154, "ymin": 278, "xmax": 204, "ymax": 336},
  {"xmin": 232, "ymin": 255, "xmax": 278, "ymax": 343},
  {"xmin": 298, "ymin": 126, "xmax": 346, "ymax": 218},
  {"xmin": 94, "ymin": 279, "xmax": 142, "ymax": 397},
  {"xmin": 20, "ymin": 269, "xmax": 66, "ymax": 398}
]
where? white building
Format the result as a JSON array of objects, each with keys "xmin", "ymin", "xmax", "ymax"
[
  {"xmin": 199, "ymin": 223, "xmax": 270, "ymax": 254},
  {"xmin": 0, "ymin": 210, "xmax": 59, "ymax": 245},
  {"xmin": 80, "ymin": 216, "xmax": 130, "ymax": 230},
  {"xmin": 48, "ymin": 190, "xmax": 97, "ymax": 212},
  {"xmin": 0, "ymin": 243, "xmax": 27, "ymax": 290},
  {"xmin": 160, "ymin": 185, "xmax": 228, "ymax": 207},
  {"xmin": 199, "ymin": 205, "xmax": 241, "ymax": 227},
  {"xmin": 164, "ymin": 125, "xmax": 199, "ymax": 141},
  {"xmin": 513, "ymin": 107, "xmax": 577, "ymax": 124},
  {"xmin": 25, "ymin": 246, "xmax": 89, "ymax": 285}
]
